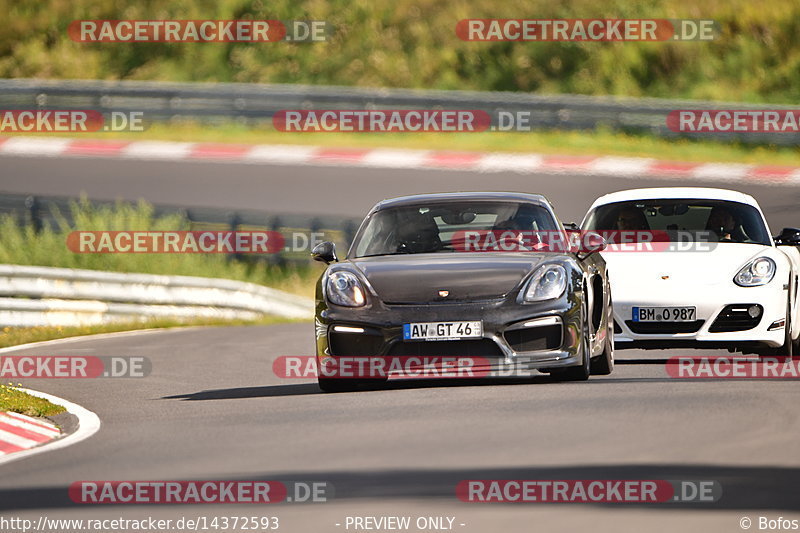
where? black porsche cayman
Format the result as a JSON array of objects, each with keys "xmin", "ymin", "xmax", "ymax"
[{"xmin": 312, "ymin": 192, "xmax": 614, "ymax": 392}]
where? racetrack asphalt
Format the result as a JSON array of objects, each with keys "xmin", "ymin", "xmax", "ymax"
[
  {"xmin": 1, "ymin": 154, "xmax": 799, "ymax": 230},
  {"xmin": 0, "ymin": 153, "xmax": 798, "ymax": 532}
]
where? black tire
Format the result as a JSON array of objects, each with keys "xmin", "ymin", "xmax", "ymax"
[
  {"xmin": 785, "ymin": 299, "xmax": 796, "ymax": 358},
  {"xmin": 793, "ymin": 327, "xmax": 800, "ymax": 356},
  {"xmin": 758, "ymin": 300, "xmax": 796, "ymax": 358},
  {"xmin": 791, "ymin": 275, "xmax": 800, "ymax": 356},
  {"xmin": 590, "ymin": 295, "xmax": 614, "ymax": 375},
  {"xmin": 555, "ymin": 300, "xmax": 591, "ymax": 382},
  {"xmin": 318, "ymin": 377, "xmax": 387, "ymax": 393}
]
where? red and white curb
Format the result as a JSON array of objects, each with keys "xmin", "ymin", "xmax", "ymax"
[
  {"xmin": 0, "ymin": 388, "xmax": 100, "ymax": 467},
  {"xmin": 1, "ymin": 136, "xmax": 799, "ymax": 185},
  {"xmin": 0, "ymin": 411, "xmax": 60, "ymax": 455}
]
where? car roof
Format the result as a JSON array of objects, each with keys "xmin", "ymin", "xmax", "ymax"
[
  {"xmin": 373, "ymin": 191, "xmax": 551, "ymax": 211},
  {"xmin": 588, "ymin": 187, "xmax": 760, "ymax": 210}
]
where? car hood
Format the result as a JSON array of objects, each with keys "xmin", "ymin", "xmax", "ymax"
[
  {"xmin": 350, "ymin": 253, "xmax": 546, "ymax": 304},
  {"xmin": 600, "ymin": 243, "xmax": 774, "ymax": 290}
]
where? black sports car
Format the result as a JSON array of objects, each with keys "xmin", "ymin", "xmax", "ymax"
[{"xmin": 312, "ymin": 192, "xmax": 614, "ymax": 392}]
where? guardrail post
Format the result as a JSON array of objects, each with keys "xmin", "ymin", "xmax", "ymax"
[
  {"xmin": 270, "ymin": 216, "xmax": 286, "ymax": 267},
  {"xmin": 24, "ymin": 195, "xmax": 42, "ymax": 233},
  {"xmin": 228, "ymin": 212, "xmax": 243, "ymax": 262}
]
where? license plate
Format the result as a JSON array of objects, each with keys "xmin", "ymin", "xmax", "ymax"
[
  {"xmin": 403, "ymin": 321, "xmax": 483, "ymax": 341},
  {"xmin": 632, "ymin": 306, "xmax": 696, "ymax": 322}
]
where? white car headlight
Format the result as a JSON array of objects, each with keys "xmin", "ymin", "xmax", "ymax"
[
  {"xmin": 524, "ymin": 264, "xmax": 567, "ymax": 302},
  {"xmin": 326, "ymin": 271, "xmax": 366, "ymax": 307},
  {"xmin": 734, "ymin": 257, "xmax": 776, "ymax": 287}
]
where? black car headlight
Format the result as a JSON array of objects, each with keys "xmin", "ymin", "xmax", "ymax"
[
  {"xmin": 326, "ymin": 271, "xmax": 366, "ymax": 307},
  {"xmin": 523, "ymin": 264, "xmax": 567, "ymax": 302}
]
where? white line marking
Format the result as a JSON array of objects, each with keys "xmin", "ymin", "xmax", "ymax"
[
  {"xmin": 0, "ymin": 137, "xmax": 71, "ymax": 156},
  {"xmin": 0, "ymin": 427, "xmax": 39, "ymax": 448},
  {"xmin": 691, "ymin": 163, "xmax": 753, "ymax": 182},
  {"xmin": 360, "ymin": 149, "xmax": 432, "ymax": 168},
  {"xmin": 589, "ymin": 156, "xmax": 655, "ymax": 176},
  {"xmin": 122, "ymin": 141, "xmax": 193, "ymax": 160},
  {"xmin": 788, "ymin": 169, "xmax": 800, "ymax": 186},
  {"xmin": 0, "ymin": 414, "xmax": 59, "ymax": 436},
  {"xmin": 476, "ymin": 153, "xmax": 544, "ymax": 173},
  {"xmin": 244, "ymin": 145, "xmax": 318, "ymax": 164}
]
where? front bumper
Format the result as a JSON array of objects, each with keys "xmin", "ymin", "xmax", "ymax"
[
  {"xmin": 613, "ymin": 281, "xmax": 787, "ymax": 349},
  {"xmin": 315, "ymin": 296, "xmax": 584, "ymax": 372}
]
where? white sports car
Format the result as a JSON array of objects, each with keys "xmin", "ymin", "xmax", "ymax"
[{"xmin": 582, "ymin": 187, "xmax": 800, "ymax": 356}]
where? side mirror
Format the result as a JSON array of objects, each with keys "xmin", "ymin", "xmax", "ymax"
[
  {"xmin": 775, "ymin": 227, "xmax": 800, "ymax": 246},
  {"xmin": 577, "ymin": 231, "xmax": 607, "ymax": 256},
  {"xmin": 311, "ymin": 241, "xmax": 338, "ymax": 264}
]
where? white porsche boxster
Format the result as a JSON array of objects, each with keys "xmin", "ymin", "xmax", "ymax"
[{"xmin": 582, "ymin": 187, "xmax": 800, "ymax": 355}]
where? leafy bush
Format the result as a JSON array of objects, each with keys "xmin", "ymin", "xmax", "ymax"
[{"xmin": 0, "ymin": 0, "xmax": 797, "ymax": 102}]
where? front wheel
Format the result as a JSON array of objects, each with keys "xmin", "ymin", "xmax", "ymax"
[
  {"xmin": 757, "ymin": 300, "xmax": 797, "ymax": 358},
  {"xmin": 554, "ymin": 300, "xmax": 591, "ymax": 382},
  {"xmin": 591, "ymin": 296, "xmax": 615, "ymax": 375},
  {"xmin": 785, "ymin": 299, "xmax": 798, "ymax": 357}
]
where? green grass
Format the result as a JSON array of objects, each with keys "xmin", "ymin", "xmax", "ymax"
[
  {"xmin": 0, "ymin": 383, "xmax": 66, "ymax": 417},
  {"xmin": 0, "ymin": 198, "xmax": 324, "ymax": 299},
  {"xmin": 0, "ymin": 200, "xmax": 318, "ymax": 352}
]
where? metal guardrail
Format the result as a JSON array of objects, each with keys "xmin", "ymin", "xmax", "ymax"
[
  {"xmin": 0, "ymin": 193, "xmax": 327, "ymax": 326},
  {"xmin": 0, "ymin": 264, "xmax": 314, "ymax": 327},
  {"xmin": 1, "ymin": 78, "xmax": 798, "ymax": 145}
]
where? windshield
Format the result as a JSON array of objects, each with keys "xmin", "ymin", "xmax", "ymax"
[
  {"xmin": 352, "ymin": 201, "xmax": 560, "ymax": 257},
  {"xmin": 583, "ymin": 199, "xmax": 771, "ymax": 245}
]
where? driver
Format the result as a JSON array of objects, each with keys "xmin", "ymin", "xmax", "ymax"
[
  {"xmin": 706, "ymin": 206, "xmax": 738, "ymax": 241},
  {"xmin": 615, "ymin": 207, "xmax": 649, "ymax": 231},
  {"xmin": 395, "ymin": 212, "xmax": 442, "ymax": 253},
  {"xmin": 493, "ymin": 217, "xmax": 537, "ymax": 251}
]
